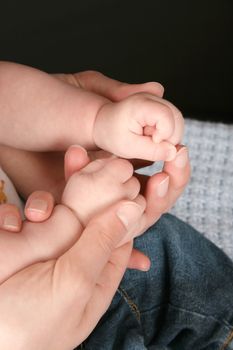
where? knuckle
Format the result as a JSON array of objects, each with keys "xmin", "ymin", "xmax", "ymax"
[
  {"xmin": 125, "ymin": 93, "xmax": 148, "ymax": 110},
  {"xmin": 59, "ymin": 256, "xmax": 92, "ymax": 300},
  {"xmin": 94, "ymin": 222, "xmax": 118, "ymax": 254},
  {"xmin": 98, "ymin": 230, "xmax": 116, "ymax": 254},
  {"xmin": 119, "ymin": 159, "xmax": 134, "ymax": 176},
  {"xmin": 112, "ymin": 158, "xmax": 134, "ymax": 178},
  {"xmin": 75, "ymin": 271, "xmax": 92, "ymax": 297},
  {"xmin": 158, "ymin": 103, "xmax": 173, "ymax": 118}
]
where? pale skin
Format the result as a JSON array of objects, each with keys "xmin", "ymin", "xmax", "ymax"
[
  {"xmin": 0, "ymin": 143, "xmax": 190, "ymax": 282},
  {"xmin": 0, "ymin": 199, "xmax": 145, "ymax": 349},
  {"xmin": 0, "ymin": 69, "xmax": 190, "ymax": 348},
  {"xmin": 0, "ymin": 68, "xmax": 189, "ymax": 277},
  {"xmin": 0, "ymin": 147, "xmax": 146, "ymax": 284},
  {"xmin": 0, "ymin": 62, "xmax": 184, "ymax": 161},
  {"xmin": 0, "ymin": 145, "xmax": 190, "ymax": 349}
]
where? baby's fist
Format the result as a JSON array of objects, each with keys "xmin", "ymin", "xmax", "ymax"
[
  {"xmin": 62, "ymin": 157, "xmax": 140, "ymax": 226},
  {"xmin": 93, "ymin": 93, "xmax": 184, "ymax": 161}
]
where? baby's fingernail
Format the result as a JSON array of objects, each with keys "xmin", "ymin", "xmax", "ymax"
[
  {"xmin": 117, "ymin": 202, "xmax": 142, "ymax": 230},
  {"xmin": 3, "ymin": 215, "xmax": 20, "ymax": 230},
  {"xmin": 174, "ymin": 147, "xmax": 189, "ymax": 168},
  {"xmin": 157, "ymin": 176, "xmax": 169, "ymax": 197},
  {"xmin": 27, "ymin": 199, "xmax": 48, "ymax": 213},
  {"xmin": 165, "ymin": 145, "xmax": 177, "ymax": 161}
]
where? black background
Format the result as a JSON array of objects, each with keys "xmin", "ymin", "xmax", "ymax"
[{"xmin": 0, "ymin": 0, "xmax": 232, "ymax": 122}]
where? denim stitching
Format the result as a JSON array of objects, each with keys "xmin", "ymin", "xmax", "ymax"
[
  {"xmin": 221, "ymin": 329, "xmax": 233, "ymax": 350},
  {"xmin": 117, "ymin": 287, "xmax": 141, "ymax": 323}
]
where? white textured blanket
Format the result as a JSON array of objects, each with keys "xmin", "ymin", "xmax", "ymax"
[{"xmin": 141, "ymin": 119, "xmax": 233, "ymax": 260}]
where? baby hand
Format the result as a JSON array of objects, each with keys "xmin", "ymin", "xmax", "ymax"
[
  {"xmin": 93, "ymin": 93, "xmax": 184, "ymax": 161},
  {"xmin": 62, "ymin": 157, "xmax": 141, "ymax": 227}
]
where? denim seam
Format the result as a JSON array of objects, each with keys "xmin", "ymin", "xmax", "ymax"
[
  {"xmin": 140, "ymin": 302, "xmax": 233, "ymax": 330},
  {"xmin": 117, "ymin": 287, "xmax": 141, "ymax": 323},
  {"xmin": 221, "ymin": 328, "xmax": 233, "ymax": 350}
]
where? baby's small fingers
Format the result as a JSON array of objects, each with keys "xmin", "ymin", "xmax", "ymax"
[
  {"xmin": 146, "ymin": 94, "xmax": 184, "ymax": 145},
  {"xmin": 158, "ymin": 99, "xmax": 184, "ymax": 145},
  {"xmin": 131, "ymin": 93, "xmax": 184, "ymax": 145},
  {"xmin": 102, "ymin": 158, "xmax": 134, "ymax": 183},
  {"xmin": 123, "ymin": 176, "xmax": 141, "ymax": 200},
  {"xmin": 0, "ymin": 204, "xmax": 22, "ymax": 232},
  {"xmin": 131, "ymin": 97, "xmax": 175, "ymax": 142},
  {"xmin": 25, "ymin": 191, "xmax": 55, "ymax": 222},
  {"xmin": 132, "ymin": 135, "xmax": 177, "ymax": 161},
  {"xmin": 80, "ymin": 154, "xmax": 116, "ymax": 175}
]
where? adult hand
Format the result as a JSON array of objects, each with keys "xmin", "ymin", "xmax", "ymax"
[
  {"xmin": 0, "ymin": 181, "xmax": 148, "ymax": 277},
  {"xmin": 0, "ymin": 200, "xmax": 144, "ymax": 349}
]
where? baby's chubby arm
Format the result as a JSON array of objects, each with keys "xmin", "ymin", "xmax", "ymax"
[
  {"xmin": 0, "ymin": 62, "xmax": 182, "ymax": 162},
  {"xmin": 0, "ymin": 62, "xmax": 108, "ymax": 151}
]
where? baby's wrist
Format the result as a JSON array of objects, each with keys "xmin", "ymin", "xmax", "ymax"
[
  {"xmin": 92, "ymin": 102, "xmax": 112, "ymax": 151},
  {"xmin": 58, "ymin": 203, "xmax": 84, "ymax": 233}
]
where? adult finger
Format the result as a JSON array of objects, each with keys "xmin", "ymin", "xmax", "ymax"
[
  {"xmin": 57, "ymin": 200, "xmax": 144, "ymax": 296},
  {"xmin": 127, "ymin": 248, "xmax": 151, "ymax": 271},
  {"xmin": 64, "ymin": 145, "xmax": 91, "ymax": 181},
  {"xmin": 130, "ymin": 134, "xmax": 177, "ymax": 162},
  {"xmin": 163, "ymin": 145, "xmax": 191, "ymax": 210},
  {"xmin": 0, "ymin": 204, "xmax": 22, "ymax": 232},
  {"xmin": 24, "ymin": 191, "xmax": 55, "ymax": 222},
  {"xmin": 140, "ymin": 145, "xmax": 190, "ymax": 229},
  {"xmin": 75, "ymin": 241, "xmax": 134, "ymax": 340},
  {"xmin": 72, "ymin": 70, "xmax": 165, "ymax": 101}
]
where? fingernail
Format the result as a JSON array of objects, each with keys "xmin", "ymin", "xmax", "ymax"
[
  {"xmin": 165, "ymin": 145, "xmax": 177, "ymax": 161},
  {"xmin": 117, "ymin": 202, "xmax": 142, "ymax": 230},
  {"xmin": 3, "ymin": 215, "xmax": 20, "ymax": 230},
  {"xmin": 174, "ymin": 147, "xmax": 188, "ymax": 168},
  {"xmin": 27, "ymin": 199, "xmax": 48, "ymax": 213},
  {"xmin": 140, "ymin": 263, "xmax": 151, "ymax": 272},
  {"xmin": 157, "ymin": 176, "xmax": 169, "ymax": 197}
]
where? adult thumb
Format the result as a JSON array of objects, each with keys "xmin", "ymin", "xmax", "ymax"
[{"xmin": 56, "ymin": 200, "xmax": 144, "ymax": 298}]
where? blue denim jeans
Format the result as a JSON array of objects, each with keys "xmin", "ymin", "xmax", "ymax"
[{"xmin": 77, "ymin": 214, "xmax": 233, "ymax": 349}]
